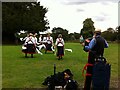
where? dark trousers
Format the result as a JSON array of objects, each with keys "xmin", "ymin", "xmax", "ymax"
[{"xmin": 84, "ymin": 51, "xmax": 95, "ymax": 90}]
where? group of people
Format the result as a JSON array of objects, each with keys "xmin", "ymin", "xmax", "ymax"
[
  {"xmin": 21, "ymin": 28, "xmax": 109, "ymax": 89},
  {"xmin": 22, "ymin": 32, "xmax": 65, "ymax": 60}
]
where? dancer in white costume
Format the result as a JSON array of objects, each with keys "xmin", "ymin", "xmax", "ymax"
[
  {"xmin": 45, "ymin": 33, "xmax": 54, "ymax": 53},
  {"xmin": 22, "ymin": 33, "xmax": 36, "ymax": 58}
]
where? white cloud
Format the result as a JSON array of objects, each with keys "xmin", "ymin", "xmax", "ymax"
[
  {"xmin": 59, "ymin": 0, "xmax": 119, "ymax": 4},
  {"xmin": 38, "ymin": 0, "xmax": 118, "ymax": 33}
]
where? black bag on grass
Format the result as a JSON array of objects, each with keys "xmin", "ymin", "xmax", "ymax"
[
  {"xmin": 42, "ymin": 69, "xmax": 72, "ymax": 90},
  {"xmin": 66, "ymin": 79, "xmax": 78, "ymax": 90},
  {"xmin": 42, "ymin": 68, "xmax": 78, "ymax": 90},
  {"xmin": 92, "ymin": 57, "xmax": 111, "ymax": 90},
  {"xmin": 42, "ymin": 72, "xmax": 66, "ymax": 87}
]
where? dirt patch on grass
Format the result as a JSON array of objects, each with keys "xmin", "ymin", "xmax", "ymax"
[{"xmin": 110, "ymin": 78, "xmax": 119, "ymax": 88}]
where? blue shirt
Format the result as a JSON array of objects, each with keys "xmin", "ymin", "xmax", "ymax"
[{"xmin": 85, "ymin": 35, "xmax": 109, "ymax": 51}]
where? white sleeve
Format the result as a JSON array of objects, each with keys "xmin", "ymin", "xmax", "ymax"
[
  {"xmin": 35, "ymin": 37, "xmax": 38, "ymax": 44},
  {"xmin": 55, "ymin": 38, "xmax": 58, "ymax": 45},
  {"xmin": 62, "ymin": 39, "xmax": 65, "ymax": 45},
  {"xmin": 43, "ymin": 37, "xmax": 46, "ymax": 41},
  {"xmin": 24, "ymin": 38, "xmax": 29, "ymax": 45},
  {"xmin": 51, "ymin": 37, "xmax": 53, "ymax": 43},
  {"xmin": 39, "ymin": 37, "xmax": 42, "ymax": 42},
  {"xmin": 32, "ymin": 37, "xmax": 35, "ymax": 44}
]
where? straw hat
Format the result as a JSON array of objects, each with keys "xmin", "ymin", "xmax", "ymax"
[
  {"xmin": 47, "ymin": 32, "xmax": 51, "ymax": 35},
  {"xmin": 94, "ymin": 28, "xmax": 101, "ymax": 32},
  {"xmin": 47, "ymin": 32, "xmax": 51, "ymax": 36},
  {"xmin": 29, "ymin": 33, "xmax": 33, "ymax": 36},
  {"xmin": 58, "ymin": 34, "xmax": 62, "ymax": 38}
]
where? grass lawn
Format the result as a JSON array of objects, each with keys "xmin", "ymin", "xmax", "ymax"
[{"xmin": 2, "ymin": 43, "xmax": 118, "ymax": 88}]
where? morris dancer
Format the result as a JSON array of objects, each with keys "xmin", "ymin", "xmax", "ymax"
[
  {"xmin": 45, "ymin": 33, "xmax": 54, "ymax": 53},
  {"xmin": 32, "ymin": 33, "xmax": 42, "ymax": 55},
  {"xmin": 23, "ymin": 33, "xmax": 36, "ymax": 58},
  {"xmin": 37, "ymin": 34, "xmax": 46, "ymax": 52},
  {"xmin": 55, "ymin": 34, "xmax": 64, "ymax": 60}
]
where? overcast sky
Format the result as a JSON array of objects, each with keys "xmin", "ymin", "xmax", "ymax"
[{"xmin": 38, "ymin": 0, "xmax": 119, "ymax": 33}]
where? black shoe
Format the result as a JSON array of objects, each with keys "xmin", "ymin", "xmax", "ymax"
[
  {"xmin": 58, "ymin": 57, "xmax": 60, "ymax": 60},
  {"xmin": 31, "ymin": 54, "xmax": 33, "ymax": 58},
  {"xmin": 25, "ymin": 54, "xmax": 27, "ymax": 58}
]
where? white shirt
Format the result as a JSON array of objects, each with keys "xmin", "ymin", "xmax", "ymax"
[
  {"xmin": 46, "ymin": 36, "xmax": 53, "ymax": 44},
  {"xmin": 39, "ymin": 37, "xmax": 42, "ymax": 42},
  {"xmin": 55, "ymin": 38, "xmax": 64, "ymax": 46},
  {"xmin": 34, "ymin": 37, "xmax": 38, "ymax": 44},
  {"xmin": 25, "ymin": 36, "xmax": 35, "ymax": 45},
  {"xmin": 43, "ymin": 37, "xmax": 47, "ymax": 43}
]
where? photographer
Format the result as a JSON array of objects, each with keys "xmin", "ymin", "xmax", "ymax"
[{"xmin": 82, "ymin": 28, "xmax": 109, "ymax": 90}]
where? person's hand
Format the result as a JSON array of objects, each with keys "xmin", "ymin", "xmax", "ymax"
[{"xmin": 81, "ymin": 43, "xmax": 85, "ymax": 46}]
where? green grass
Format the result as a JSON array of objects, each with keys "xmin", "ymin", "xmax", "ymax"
[{"xmin": 2, "ymin": 43, "xmax": 118, "ymax": 88}]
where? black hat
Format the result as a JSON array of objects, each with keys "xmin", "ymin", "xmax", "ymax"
[{"xmin": 63, "ymin": 69, "xmax": 73, "ymax": 77}]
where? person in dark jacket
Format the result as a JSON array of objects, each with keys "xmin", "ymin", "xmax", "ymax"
[{"xmin": 82, "ymin": 28, "xmax": 109, "ymax": 90}]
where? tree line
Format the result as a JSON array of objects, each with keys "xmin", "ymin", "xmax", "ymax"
[
  {"xmin": 80, "ymin": 18, "xmax": 119, "ymax": 42},
  {"xmin": 2, "ymin": 2, "xmax": 119, "ymax": 44}
]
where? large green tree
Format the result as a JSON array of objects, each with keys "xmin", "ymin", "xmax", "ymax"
[
  {"xmin": 51, "ymin": 27, "xmax": 69, "ymax": 41},
  {"xmin": 2, "ymin": 2, "xmax": 49, "ymax": 43},
  {"xmin": 80, "ymin": 18, "xmax": 95, "ymax": 39}
]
